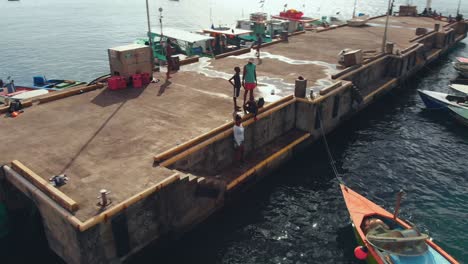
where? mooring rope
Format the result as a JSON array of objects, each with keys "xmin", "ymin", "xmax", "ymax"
[{"xmin": 317, "ymin": 106, "xmax": 345, "ymax": 185}]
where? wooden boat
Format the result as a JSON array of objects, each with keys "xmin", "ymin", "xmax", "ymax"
[
  {"xmin": 448, "ymin": 105, "xmax": 468, "ymax": 126},
  {"xmin": 340, "ymin": 184, "xmax": 459, "ymax": 264},
  {"xmin": 449, "ymin": 83, "xmax": 468, "ymax": 95},
  {"xmin": 347, "ymin": 15, "xmax": 370, "ymax": 27},
  {"xmin": 453, "ymin": 57, "xmax": 468, "ymax": 78},
  {"xmin": 417, "ymin": 89, "xmax": 468, "ymax": 110}
]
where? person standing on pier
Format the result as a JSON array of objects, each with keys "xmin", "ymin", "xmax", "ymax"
[
  {"xmin": 165, "ymin": 39, "xmax": 174, "ymax": 80},
  {"xmin": 256, "ymin": 33, "xmax": 263, "ymax": 58},
  {"xmin": 242, "ymin": 58, "xmax": 257, "ymax": 106},
  {"xmin": 229, "ymin": 66, "xmax": 242, "ymax": 112},
  {"xmin": 233, "ymin": 114, "xmax": 245, "ymax": 164}
]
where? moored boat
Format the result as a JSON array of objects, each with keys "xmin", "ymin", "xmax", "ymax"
[
  {"xmin": 417, "ymin": 89, "xmax": 468, "ymax": 110},
  {"xmin": 449, "ymin": 83, "xmax": 468, "ymax": 95},
  {"xmin": 448, "ymin": 105, "xmax": 468, "ymax": 126},
  {"xmin": 453, "ymin": 57, "xmax": 468, "ymax": 78},
  {"xmin": 347, "ymin": 15, "xmax": 370, "ymax": 27},
  {"xmin": 340, "ymin": 184, "xmax": 459, "ymax": 264}
]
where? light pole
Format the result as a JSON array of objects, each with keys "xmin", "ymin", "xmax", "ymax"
[
  {"xmin": 145, "ymin": 0, "xmax": 153, "ymax": 51},
  {"xmin": 159, "ymin": 7, "xmax": 164, "ymax": 38},
  {"xmin": 145, "ymin": 0, "xmax": 155, "ymax": 70},
  {"xmin": 457, "ymin": 0, "xmax": 461, "ymax": 16},
  {"xmin": 381, "ymin": 0, "xmax": 393, "ymax": 53}
]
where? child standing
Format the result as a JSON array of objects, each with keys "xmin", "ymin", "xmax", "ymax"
[{"xmin": 229, "ymin": 66, "xmax": 242, "ymax": 112}]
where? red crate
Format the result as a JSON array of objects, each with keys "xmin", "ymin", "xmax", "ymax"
[
  {"xmin": 119, "ymin": 78, "xmax": 127, "ymax": 89},
  {"xmin": 132, "ymin": 74, "xmax": 142, "ymax": 88},
  {"xmin": 141, "ymin": 72, "xmax": 151, "ymax": 85},
  {"xmin": 108, "ymin": 76, "xmax": 121, "ymax": 90}
]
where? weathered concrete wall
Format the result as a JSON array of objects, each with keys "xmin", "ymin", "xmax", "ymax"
[
  {"xmin": 171, "ymin": 102, "xmax": 296, "ymax": 176},
  {"xmin": 1, "ymin": 165, "xmax": 223, "ymax": 264},
  {"xmin": 341, "ymin": 57, "xmax": 391, "ymax": 96},
  {"xmin": 2, "ymin": 165, "xmax": 82, "ymax": 264}
]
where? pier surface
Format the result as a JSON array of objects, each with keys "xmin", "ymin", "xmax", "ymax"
[{"xmin": 0, "ymin": 16, "xmax": 449, "ymax": 221}]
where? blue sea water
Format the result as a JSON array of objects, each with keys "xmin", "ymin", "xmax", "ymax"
[{"xmin": 1, "ymin": 0, "xmax": 467, "ymax": 263}]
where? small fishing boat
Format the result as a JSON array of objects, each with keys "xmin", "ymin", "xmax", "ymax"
[
  {"xmin": 448, "ymin": 105, "xmax": 468, "ymax": 126},
  {"xmin": 452, "ymin": 57, "xmax": 468, "ymax": 78},
  {"xmin": 340, "ymin": 184, "xmax": 459, "ymax": 264},
  {"xmin": 417, "ymin": 89, "xmax": 468, "ymax": 110},
  {"xmin": 449, "ymin": 83, "xmax": 468, "ymax": 95},
  {"xmin": 26, "ymin": 76, "xmax": 86, "ymax": 91},
  {"xmin": 347, "ymin": 15, "xmax": 370, "ymax": 27}
]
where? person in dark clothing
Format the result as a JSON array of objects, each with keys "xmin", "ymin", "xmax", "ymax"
[
  {"xmin": 0, "ymin": 79, "xmax": 3, "ymax": 88},
  {"xmin": 256, "ymin": 33, "xmax": 263, "ymax": 58},
  {"xmin": 165, "ymin": 39, "xmax": 174, "ymax": 80},
  {"xmin": 244, "ymin": 98, "xmax": 258, "ymax": 120},
  {"xmin": 8, "ymin": 99, "xmax": 22, "ymax": 114},
  {"xmin": 229, "ymin": 66, "xmax": 242, "ymax": 112}
]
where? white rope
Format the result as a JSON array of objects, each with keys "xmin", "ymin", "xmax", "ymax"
[{"xmin": 317, "ymin": 106, "xmax": 344, "ymax": 184}]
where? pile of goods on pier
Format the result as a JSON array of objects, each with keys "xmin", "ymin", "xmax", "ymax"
[
  {"xmin": 250, "ymin": 12, "xmax": 268, "ymax": 22},
  {"xmin": 108, "ymin": 44, "xmax": 153, "ymax": 89},
  {"xmin": 279, "ymin": 9, "xmax": 304, "ymax": 19}
]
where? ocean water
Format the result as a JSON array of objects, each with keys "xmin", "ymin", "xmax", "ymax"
[{"xmin": 1, "ymin": 0, "xmax": 467, "ymax": 263}]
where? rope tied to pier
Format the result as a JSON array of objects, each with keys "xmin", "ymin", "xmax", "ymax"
[{"xmin": 317, "ymin": 105, "xmax": 345, "ymax": 185}]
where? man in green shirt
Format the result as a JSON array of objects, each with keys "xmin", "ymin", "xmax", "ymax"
[{"xmin": 242, "ymin": 58, "xmax": 257, "ymax": 106}]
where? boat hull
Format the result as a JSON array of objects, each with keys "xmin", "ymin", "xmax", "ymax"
[
  {"xmin": 340, "ymin": 184, "xmax": 459, "ymax": 264},
  {"xmin": 417, "ymin": 90, "xmax": 450, "ymax": 109},
  {"xmin": 448, "ymin": 105, "xmax": 468, "ymax": 126}
]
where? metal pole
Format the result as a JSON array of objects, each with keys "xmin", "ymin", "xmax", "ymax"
[
  {"xmin": 457, "ymin": 0, "xmax": 461, "ymax": 16},
  {"xmin": 352, "ymin": 0, "xmax": 357, "ymax": 18},
  {"xmin": 426, "ymin": 0, "xmax": 432, "ymax": 9},
  {"xmin": 381, "ymin": 0, "xmax": 392, "ymax": 53},
  {"xmin": 145, "ymin": 0, "xmax": 155, "ymax": 70},
  {"xmin": 146, "ymin": 0, "xmax": 153, "ymax": 50},
  {"xmin": 393, "ymin": 190, "xmax": 405, "ymax": 220}
]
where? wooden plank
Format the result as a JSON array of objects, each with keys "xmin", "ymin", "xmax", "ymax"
[
  {"xmin": 159, "ymin": 98, "xmax": 297, "ymax": 168},
  {"xmin": 319, "ymin": 81, "xmax": 342, "ymax": 96},
  {"xmin": 11, "ymin": 160, "xmax": 79, "ymax": 212},
  {"xmin": 154, "ymin": 95, "xmax": 295, "ymax": 163},
  {"xmin": 79, "ymin": 173, "xmax": 179, "ymax": 232},
  {"xmin": 38, "ymin": 83, "xmax": 103, "ymax": 104},
  {"xmin": 226, "ymin": 133, "xmax": 311, "ymax": 191}
]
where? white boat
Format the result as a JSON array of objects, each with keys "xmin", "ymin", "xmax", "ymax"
[
  {"xmin": 453, "ymin": 63, "xmax": 468, "ymax": 78},
  {"xmin": 347, "ymin": 0, "xmax": 369, "ymax": 27},
  {"xmin": 347, "ymin": 15, "xmax": 370, "ymax": 27},
  {"xmin": 417, "ymin": 89, "xmax": 468, "ymax": 110},
  {"xmin": 449, "ymin": 83, "xmax": 468, "ymax": 95}
]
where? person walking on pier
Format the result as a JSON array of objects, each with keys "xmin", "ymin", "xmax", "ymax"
[
  {"xmin": 255, "ymin": 33, "xmax": 263, "ymax": 59},
  {"xmin": 229, "ymin": 66, "xmax": 242, "ymax": 112},
  {"xmin": 242, "ymin": 58, "xmax": 257, "ymax": 106},
  {"xmin": 233, "ymin": 114, "xmax": 245, "ymax": 164},
  {"xmin": 165, "ymin": 39, "xmax": 174, "ymax": 80}
]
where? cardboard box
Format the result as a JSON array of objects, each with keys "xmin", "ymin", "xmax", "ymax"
[
  {"xmin": 343, "ymin": 49, "xmax": 363, "ymax": 67},
  {"xmin": 108, "ymin": 44, "xmax": 153, "ymax": 77}
]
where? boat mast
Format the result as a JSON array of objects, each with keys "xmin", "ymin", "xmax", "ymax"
[
  {"xmin": 426, "ymin": 0, "xmax": 432, "ymax": 9},
  {"xmin": 457, "ymin": 0, "xmax": 461, "ymax": 16},
  {"xmin": 381, "ymin": 0, "xmax": 393, "ymax": 52},
  {"xmin": 393, "ymin": 190, "xmax": 405, "ymax": 220},
  {"xmin": 352, "ymin": 0, "xmax": 357, "ymax": 18}
]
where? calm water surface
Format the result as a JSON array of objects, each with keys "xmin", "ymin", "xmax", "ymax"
[{"xmin": 1, "ymin": 0, "xmax": 467, "ymax": 263}]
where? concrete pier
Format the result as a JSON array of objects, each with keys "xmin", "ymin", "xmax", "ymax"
[{"xmin": 0, "ymin": 13, "xmax": 466, "ymax": 263}]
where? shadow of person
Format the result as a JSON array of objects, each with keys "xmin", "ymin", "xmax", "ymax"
[
  {"xmin": 257, "ymin": 58, "xmax": 263, "ymax": 65},
  {"xmin": 158, "ymin": 80, "xmax": 172, "ymax": 96}
]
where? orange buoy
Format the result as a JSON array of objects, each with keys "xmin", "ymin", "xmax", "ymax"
[
  {"xmin": 11, "ymin": 111, "xmax": 19, "ymax": 118},
  {"xmin": 354, "ymin": 246, "xmax": 368, "ymax": 260}
]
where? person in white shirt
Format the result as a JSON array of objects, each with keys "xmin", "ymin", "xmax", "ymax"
[{"xmin": 233, "ymin": 114, "xmax": 245, "ymax": 163}]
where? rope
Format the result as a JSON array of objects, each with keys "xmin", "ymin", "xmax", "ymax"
[{"xmin": 317, "ymin": 106, "xmax": 344, "ymax": 185}]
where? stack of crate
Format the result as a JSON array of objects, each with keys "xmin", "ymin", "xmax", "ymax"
[{"xmin": 108, "ymin": 44, "xmax": 153, "ymax": 80}]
